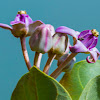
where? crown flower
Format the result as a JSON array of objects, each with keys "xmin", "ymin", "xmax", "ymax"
[
  {"xmin": 50, "ymin": 27, "xmax": 100, "ymax": 78},
  {"xmin": 29, "ymin": 24, "xmax": 55, "ymax": 53},
  {"xmin": 0, "ymin": 10, "xmax": 44, "ymax": 70},
  {"xmin": 0, "ymin": 11, "xmax": 43, "ymax": 37},
  {"xmin": 56, "ymin": 26, "xmax": 100, "ymax": 63}
]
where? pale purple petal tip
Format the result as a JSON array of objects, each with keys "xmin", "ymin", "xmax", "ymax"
[
  {"xmin": 56, "ymin": 26, "xmax": 78, "ymax": 39},
  {"xmin": 11, "ymin": 14, "xmax": 33, "ymax": 26},
  {"xmin": 10, "ymin": 21, "xmax": 25, "ymax": 25},
  {"xmin": 0, "ymin": 23, "xmax": 12, "ymax": 31},
  {"xmin": 69, "ymin": 40, "xmax": 88, "ymax": 53},
  {"xmin": 86, "ymin": 47, "xmax": 100, "ymax": 63},
  {"xmin": 86, "ymin": 56, "xmax": 95, "ymax": 63}
]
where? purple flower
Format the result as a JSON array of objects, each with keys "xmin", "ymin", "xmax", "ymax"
[
  {"xmin": 56, "ymin": 26, "xmax": 100, "ymax": 63},
  {"xmin": 29, "ymin": 24, "xmax": 55, "ymax": 53},
  {"xmin": 0, "ymin": 11, "xmax": 43, "ymax": 37}
]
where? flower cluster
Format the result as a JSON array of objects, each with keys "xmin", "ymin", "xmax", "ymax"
[{"xmin": 0, "ymin": 10, "xmax": 100, "ymax": 78}]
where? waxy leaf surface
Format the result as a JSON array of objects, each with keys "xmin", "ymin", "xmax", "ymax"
[
  {"xmin": 11, "ymin": 66, "xmax": 72, "ymax": 100},
  {"xmin": 60, "ymin": 60, "xmax": 100, "ymax": 100},
  {"xmin": 79, "ymin": 75, "xmax": 100, "ymax": 100}
]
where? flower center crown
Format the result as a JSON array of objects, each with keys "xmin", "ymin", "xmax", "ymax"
[
  {"xmin": 17, "ymin": 11, "xmax": 27, "ymax": 15},
  {"xmin": 91, "ymin": 29, "xmax": 99, "ymax": 37}
]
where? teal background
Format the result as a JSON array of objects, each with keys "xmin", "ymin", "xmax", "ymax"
[{"xmin": 0, "ymin": 0, "xmax": 100, "ymax": 99}]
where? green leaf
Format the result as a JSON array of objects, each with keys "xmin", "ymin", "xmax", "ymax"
[
  {"xmin": 11, "ymin": 66, "xmax": 72, "ymax": 100},
  {"xmin": 60, "ymin": 60, "xmax": 100, "ymax": 100},
  {"xmin": 79, "ymin": 75, "xmax": 100, "ymax": 100}
]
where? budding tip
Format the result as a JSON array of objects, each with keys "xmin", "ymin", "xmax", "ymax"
[
  {"xmin": 91, "ymin": 29, "xmax": 99, "ymax": 37},
  {"xmin": 17, "ymin": 10, "xmax": 27, "ymax": 14}
]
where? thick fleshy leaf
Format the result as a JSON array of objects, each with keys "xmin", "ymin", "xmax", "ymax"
[
  {"xmin": 79, "ymin": 75, "xmax": 100, "ymax": 100},
  {"xmin": 11, "ymin": 66, "xmax": 72, "ymax": 100},
  {"xmin": 60, "ymin": 60, "xmax": 100, "ymax": 100}
]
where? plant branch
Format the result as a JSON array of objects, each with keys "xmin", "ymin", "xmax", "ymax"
[
  {"xmin": 20, "ymin": 36, "xmax": 31, "ymax": 70},
  {"xmin": 34, "ymin": 52, "xmax": 42, "ymax": 69},
  {"xmin": 43, "ymin": 54, "xmax": 56, "ymax": 74},
  {"xmin": 50, "ymin": 53, "xmax": 77, "ymax": 79}
]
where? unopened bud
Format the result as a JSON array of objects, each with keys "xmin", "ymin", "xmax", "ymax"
[
  {"xmin": 57, "ymin": 54, "xmax": 76, "ymax": 72},
  {"xmin": 29, "ymin": 24, "xmax": 55, "ymax": 53}
]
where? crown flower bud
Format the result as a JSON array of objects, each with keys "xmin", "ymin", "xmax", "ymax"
[
  {"xmin": 52, "ymin": 33, "xmax": 69, "ymax": 54},
  {"xmin": 29, "ymin": 24, "xmax": 55, "ymax": 53},
  {"xmin": 0, "ymin": 10, "xmax": 43, "ymax": 37},
  {"xmin": 57, "ymin": 54, "xmax": 76, "ymax": 72},
  {"xmin": 56, "ymin": 26, "xmax": 100, "ymax": 63},
  {"xmin": 48, "ymin": 28, "xmax": 71, "ymax": 60}
]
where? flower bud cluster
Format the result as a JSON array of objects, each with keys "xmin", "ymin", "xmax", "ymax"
[{"xmin": 0, "ymin": 11, "xmax": 100, "ymax": 77}]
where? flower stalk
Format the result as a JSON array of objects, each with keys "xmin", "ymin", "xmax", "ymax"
[
  {"xmin": 20, "ymin": 36, "xmax": 31, "ymax": 70},
  {"xmin": 43, "ymin": 54, "xmax": 56, "ymax": 74},
  {"xmin": 50, "ymin": 53, "xmax": 77, "ymax": 79},
  {"xmin": 34, "ymin": 52, "xmax": 42, "ymax": 69}
]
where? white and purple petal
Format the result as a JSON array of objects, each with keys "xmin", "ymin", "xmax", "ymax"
[
  {"xmin": 56, "ymin": 26, "xmax": 78, "ymax": 39},
  {"xmin": 78, "ymin": 30, "xmax": 98, "ymax": 49},
  {"xmin": 24, "ymin": 14, "xmax": 33, "ymax": 26},
  {"xmin": 10, "ymin": 21, "xmax": 25, "ymax": 25},
  {"xmin": 28, "ymin": 20, "xmax": 44, "ymax": 35},
  {"xmin": 12, "ymin": 14, "xmax": 33, "ymax": 26},
  {"xmin": 78, "ymin": 30, "xmax": 92, "ymax": 39},
  {"xmin": 29, "ymin": 24, "xmax": 54, "ymax": 53},
  {"xmin": 88, "ymin": 37, "xmax": 98, "ymax": 49},
  {"xmin": 52, "ymin": 33, "xmax": 68, "ymax": 54},
  {"xmin": 0, "ymin": 23, "xmax": 12, "ymax": 31},
  {"xmin": 11, "ymin": 23, "xmax": 27, "ymax": 37},
  {"xmin": 69, "ymin": 40, "xmax": 89, "ymax": 53},
  {"xmin": 86, "ymin": 47, "xmax": 100, "ymax": 63}
]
